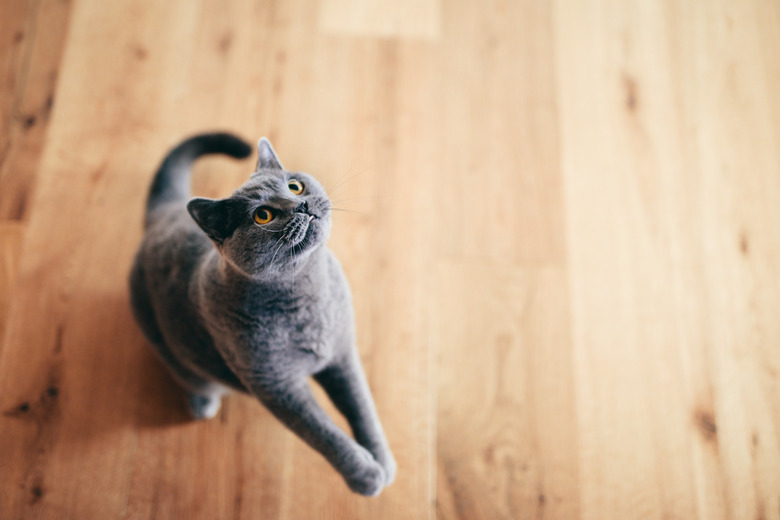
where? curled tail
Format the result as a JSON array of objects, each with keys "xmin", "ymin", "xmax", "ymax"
[{"xmin": 145, "ymin": 132, "xmax": 252, "ymax": 227}]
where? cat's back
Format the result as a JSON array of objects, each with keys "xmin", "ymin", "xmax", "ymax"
[
  {"xmin": 137, "ymin": 205, "xmax": 212, "ymax": 282},
  {"xmin": 130, "ymin": 205, "xmax": 211, "ymax": 338}
]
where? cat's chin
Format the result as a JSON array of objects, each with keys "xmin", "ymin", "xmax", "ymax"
[
  {"xmin": 289, "ymin": 214, "xmax": 328, "ymax": 253},
  {"xmin": 290, "ymin": 221, "xmax": 320, "ymax": 253}
]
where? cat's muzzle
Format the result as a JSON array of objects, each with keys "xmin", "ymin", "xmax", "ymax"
[{"xmin": 285, "ymin": 213, "xmax": 315, "ymax": 246}]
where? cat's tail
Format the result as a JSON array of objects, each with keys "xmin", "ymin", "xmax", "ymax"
[{"xmin": 145, "ymin": 132, "xmax": 252, "ymax": 227}]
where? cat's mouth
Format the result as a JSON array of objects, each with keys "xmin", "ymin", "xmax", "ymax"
[{"xmin": 285, "ymin": 213, "xmax": 317, "ymax": 248}]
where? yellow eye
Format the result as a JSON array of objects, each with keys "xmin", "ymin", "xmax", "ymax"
[
  {"xmin": 253, "ymin": 208, "xmax": 274, "ymax": 225},
  {"xmin": 288, "ymin": 179, "xmax": 304, "ymax": 195}
]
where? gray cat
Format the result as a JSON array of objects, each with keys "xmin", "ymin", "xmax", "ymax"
[{"xmin": 128, "ymin": 133, "xmax": 396, "ymax": 496}]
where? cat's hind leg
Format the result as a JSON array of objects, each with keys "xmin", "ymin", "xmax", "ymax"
[
  {"xmin": 130, "ymin": 262, "xmax": 226, "ymax": 420},
  {"xmin": 147, "ymin": 339, "xmax": 229, "ymax": 420},
  {"xmin": 185, "ymin": 390, "xmax": 223, "ymax": 420}
]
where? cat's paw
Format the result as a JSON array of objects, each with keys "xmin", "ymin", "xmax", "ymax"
[
  {"xmin": 360, "ymin": 443, "xmax": 397, "ymax": 486},
  {"xmin": 186, "ymin": 393, "xmax": 221, "ymax": 420},
  {"xmin": 376, "ymin": 450, "xmax": 397, "ymax": 486},
  {"xmin": 344, "ymin": 446, "xmax": 387, "ymax": 497}
]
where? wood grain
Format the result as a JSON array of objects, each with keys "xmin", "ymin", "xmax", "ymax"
[
  {"xmin": 1, "ymin": 0, "xmax": 780, "ymax": 519},
  {"xmin": 319, "ymin": 0, "xmax": 441, "ymax": 40},
  {"xmin": 0, "ymin": 221, "xmax": 25, "ymax": 350},
  {"xmin": 0, "ymin": 0, "xmax": 73, "ymax": 221}
]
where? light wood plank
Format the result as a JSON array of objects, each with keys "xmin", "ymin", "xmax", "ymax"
[{"xmin": 434, "ymin": 2, "xmax": 578, "ymax": 520}]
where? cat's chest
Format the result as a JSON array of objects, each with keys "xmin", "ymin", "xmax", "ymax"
[
  {"xmin": 244, "ymin": 293, "xmax": 343, "ymax": 357},
  {"xmin": 203, "ymin": 254, "xmax": 353, "ymax": 367}
]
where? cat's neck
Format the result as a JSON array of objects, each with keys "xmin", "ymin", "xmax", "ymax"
[{"xmin": 209, "ymin": 245, "xmax": 327, "ymax": 295}]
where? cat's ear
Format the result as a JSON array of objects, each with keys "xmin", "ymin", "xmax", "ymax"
[
  {"xmin": 256, "ymin": 137, "xmax": 284, "ymax": 171},
  {"xmin": 187, "ymin": 197, "xmax": 245, "ymax": 244}
]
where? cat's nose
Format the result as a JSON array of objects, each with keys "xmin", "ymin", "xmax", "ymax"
[{"xmin": 294, "ymin": 201, "xmax": 309, "ymax": 214}]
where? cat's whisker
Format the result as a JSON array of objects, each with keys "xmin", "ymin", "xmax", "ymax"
[
  {"xmin": 258, "ymin": 225, "xmax": 283, "ymax": 233},
  {"xmin": 326, "ymin": 182, "xmax": 369, "ymax": 201},
  {"xmin": 330, "ymin": 207, "xmax": 368, "ymax": 216},
  {"xmin": 329, "ymin": 194, "xmax": 393, "ymax": 206},
  {"xmin": 325, "ymin": 170, "xmax": 364, "ymax": 197},
  {"xmin": 289, "ymin": 242, "xmax": 299, "ymax": 292},
  {"xmin": 269, "ymin": 235, "xmax": 286, "ymax": 267}
]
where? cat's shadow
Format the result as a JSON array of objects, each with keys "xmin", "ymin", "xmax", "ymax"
[
  {"xmin": 87, "ymin": 290, "xmax": 202, "ymax": 432},
  {"xmin": 131, "ymin": 347, "xmax": 196, "ymax": 429}
]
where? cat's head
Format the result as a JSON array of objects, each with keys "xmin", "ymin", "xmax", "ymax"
[{"xmin": 187, "ymin": 138, "xmax": 332, "ymax": 277}]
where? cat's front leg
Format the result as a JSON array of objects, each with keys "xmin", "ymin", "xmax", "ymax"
[
  {"xmin": 314, "ymin": 350, "xmax": 397, "ymax": 485},
  {"xmin": 244, "ymin": 376, "xmax": 387, "ymax": 496}
]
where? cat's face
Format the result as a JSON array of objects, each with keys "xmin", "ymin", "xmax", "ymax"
[{"xmin": 187, "ymin": 139, "xmax": 332, "ymax": 278}]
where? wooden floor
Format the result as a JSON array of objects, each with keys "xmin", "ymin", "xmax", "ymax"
[{"xmin": 2, "ymin": 0, "xmax": 780, "ymax": 518}]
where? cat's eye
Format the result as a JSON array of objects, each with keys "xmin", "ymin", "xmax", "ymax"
[
  {"xmin": 253, "ymin": 207, "xmax": 274, "ymax": 225},
  {"xmin": 288, "ymin": 179, "xmax": 305, "ymax": 195}
]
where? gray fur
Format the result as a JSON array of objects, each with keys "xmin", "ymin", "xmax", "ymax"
[{"xmin": 129, "ymin": 133, "xmax": 396, "ymax": 496}]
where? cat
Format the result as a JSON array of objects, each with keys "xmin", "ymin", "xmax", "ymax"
[{"xmin": 128, "ymin": 132, "xmax": 396, "ymax": 496}]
